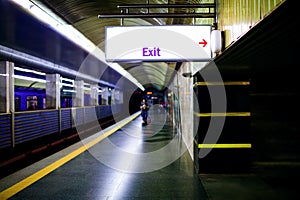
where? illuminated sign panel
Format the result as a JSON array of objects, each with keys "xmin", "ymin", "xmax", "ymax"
[{"xmin": 105, "ymin": 25, "xmax": 212, "ymax": 62}]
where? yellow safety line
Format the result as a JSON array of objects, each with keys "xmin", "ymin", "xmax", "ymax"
[
  {"xmin": 194, "ymin": 140, "xmax": 251, "ymax": 149},
  {"xmin": 194, "ymin": 81, "xmax": 250, "ymax": 87},
  {"xmin": 198, "ymin": 143, "xmax": 252, "ymax": 148},
  {"xmin": 194, "ymin": 112, "xmax": 251, "ymax": 117},
  {"xmin": 0, "ymin": 113, "xmax": 140, "ymax": 199}
]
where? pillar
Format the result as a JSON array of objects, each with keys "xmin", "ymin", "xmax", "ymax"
[
  {"xmin": 74, "ymin": 80, "xmax": 84, "ymax": 107},
  {"xmin": 111, "ymin": 89, "xmax": 115, "ymax": 105},
  {"xmin": 102, "ymin": 87, "xmax": 109, "ymax": 105},
  {"xmin": 0, "ymin": 61, "xmax": 15, "ymax": 147},
  {"xmin": 90, "ymin": 84, "xmax": 98, "ymax": 106},
  {"xmin": 0, "ymin": 61, "xmax": 14, "ymax": 113},
  {"xmin": 46, "ymin": 74, "xmax": 60, "ymax": 109}
]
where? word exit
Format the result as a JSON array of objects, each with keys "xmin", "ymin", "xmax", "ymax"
[{"xmin": 142, "ymin": 47, "xmax": 161, "ymax": 57}]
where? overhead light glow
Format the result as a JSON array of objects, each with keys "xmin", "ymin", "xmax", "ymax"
[
  {"xmin": 63, "ymin": 89, "xmax": 76, "ymax": 93},
  {"xmin": 60, "ymin": 83, "xmax": 73, "ymax": 87},
  {"xmin": 9, "ymin": 0, "xmax": 144, "ymax": 91},
  {"xmin": 0, "ymin": 73, "xmax": 8, "ymax": 77},
  {"xmin": 60, "ymin": 77, "xmax": 74, "ymax": 84},
  {"xmin": 14, "ymin": 66, "xmax": 46, "ymax": 76},
  {"xmin": 14, "ymin": 75, "xmax": 46, "ymax": 83}
]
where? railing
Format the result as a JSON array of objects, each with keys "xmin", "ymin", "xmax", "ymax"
[{"xmin": 0, "ymin": 104, "xmax": 122, "ymax": 149}]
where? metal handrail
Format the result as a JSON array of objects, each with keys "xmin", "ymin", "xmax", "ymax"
[{"xmin": 117, "ymin": 3, "xmax": 215, "ymax": 9}]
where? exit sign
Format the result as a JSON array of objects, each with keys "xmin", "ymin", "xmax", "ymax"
[{"xmin": 105, "ymin": 25, "xmax": 212, "ymax": 62}]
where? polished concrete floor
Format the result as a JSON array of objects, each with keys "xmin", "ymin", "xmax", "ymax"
[
  {"xmin": 8, "ymin": 152, "xmax": 206, "ymax": 200},
  {"xmin": 1, "ymin": 109, "xmax": 299, "ymax": 199},
  {"xmin": 1, "ymin": 109, "xmax": 208, "ymax": 199}
]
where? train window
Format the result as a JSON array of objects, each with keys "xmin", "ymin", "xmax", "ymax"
[
  {"xmin": 84, "ymin": 94, "xmax": 90, "ymax": 106},
  {"xmin": 61, "ymin": 97, "xmax": 72, "ymax": 108},
  {"xmin": 108, "ymin": 96, "xmax": 111, "ymax": 105},
  {"xmin": 15, "ymin": 96, "xmax": 21, "ymax": 111},
  {"xmin": 27, "ymin": 96, "xmax": 38, "ymax": 110},
  {"xmin": 98, "ymin": 95, "xmax": 102, "ymax": 105}
]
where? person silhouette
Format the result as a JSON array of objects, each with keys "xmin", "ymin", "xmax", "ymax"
[{"xmin": 140, "ymin": 99, "xmax": 149, "ymax": 125}]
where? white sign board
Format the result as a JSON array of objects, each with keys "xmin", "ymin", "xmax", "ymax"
[{"xmin": 105, "ymin": 25, "xmax": 212, "ymax": 62}]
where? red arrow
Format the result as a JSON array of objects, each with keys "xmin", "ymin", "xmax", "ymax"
[{"xmin": 198, "ymin": 39, "xmax": 207, "ymax": 47}]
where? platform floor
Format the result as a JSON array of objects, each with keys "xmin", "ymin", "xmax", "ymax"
[
  {"xmin": 1, "ymin": 109, "xmax": 298, "ymax": 199},
  {"xmin": 0, "ymin": 110, "xmax": 208, "ymax": 199}
]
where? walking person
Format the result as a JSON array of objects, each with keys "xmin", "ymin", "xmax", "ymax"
[{"xmin": 140, "ymin": 99, "xmax": 149, "ymax": 125}]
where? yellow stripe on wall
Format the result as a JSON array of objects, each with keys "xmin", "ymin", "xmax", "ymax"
[
  {"xmin": 194, "ymin": 81, "xmax": 250, "ymax": 87},
  {"xmin": 198, "ymin": 143, "xmax": 252, "ymax": 148},
  {"xmin": 194, "ymin": 112, "xmax": 251, "ymax": 117}
]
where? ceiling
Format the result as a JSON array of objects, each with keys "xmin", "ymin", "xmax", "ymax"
[{"xmin": 37, "ymin": 0, "xmax": 214, "ymax": 91}]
